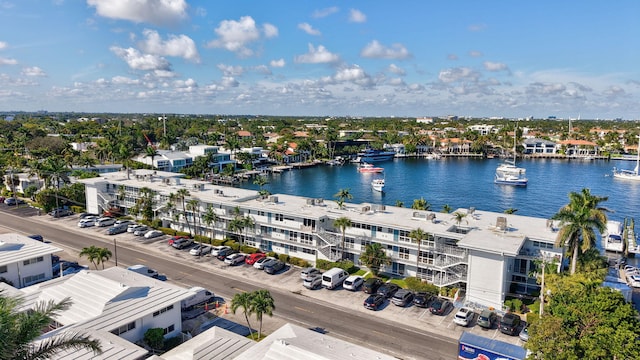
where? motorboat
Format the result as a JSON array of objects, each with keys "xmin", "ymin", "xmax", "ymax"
[
  {"xmin": 355, "ymin": 148, "xmax": 396, "ymax": 163},
  {"xmin": 495, "ymin": 123, "xmax": 528, "ymax": 186},
  {"xmin": 603, "ymin": 220, "xmax": 624, "ymax": 253},
  {"xmin": 613, "ymin": 136, "xmax": 640, "ymax": 181},
  {"xmin": 371, "ymin": 178, "xmax": 385, "ymax": 192},
  {"xmin": 357, "ymin": 163, "xmax": 384, "ymax": 173}
]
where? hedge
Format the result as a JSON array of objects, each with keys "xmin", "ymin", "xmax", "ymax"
[{"xmin": 404, "ymin": 277, "xmax": 439, "ymax": 294}]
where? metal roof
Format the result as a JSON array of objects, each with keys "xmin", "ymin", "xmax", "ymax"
[{"xmin": 0, "ymin": 233, "xmax": 62, "ymax": 266}]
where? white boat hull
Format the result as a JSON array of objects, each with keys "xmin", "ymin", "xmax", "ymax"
[{"xmin": 371, "ymin": 179, "xmax": 385, "ymax": 192}]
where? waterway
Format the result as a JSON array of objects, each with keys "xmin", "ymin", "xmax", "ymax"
[{"xmin": 240, "ymin": 158, "xmax": 640, "ymax": 223}]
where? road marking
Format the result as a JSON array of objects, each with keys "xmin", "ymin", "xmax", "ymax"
[
  {"xmin": 294, "ymin": 306, "xmax": 313, "ymax": 314},
  {"xmin": 232, "ymin": 287, "xmax": 247, "ymax": 293}
]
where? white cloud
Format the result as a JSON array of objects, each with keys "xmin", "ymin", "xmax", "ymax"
[
  {"xmin": 294, "ymin": 43, "xmax": 339, "ymax": 64},
  {"xmin": 21, "ymin": 66, "xmax": 46, "ymax": 76},
  {"xmin": 438, "ymin": 67, "xmax": 480, "ymax": 83},
  {"xmin": 330, "ymin": 65, "xmax": 374, "ymax": 87},
  {"xmin": 207, "ymin": 16, "xmax": 277, "ymax": 57},
  {"xmin": 221, "ymin": 76, "xmax": 239, "ymax": 88},
  {"xmin": 253, "ymin": 65, "xmax": 271, "ymax": 75},
  {"xmin": 447, "ymin": 54, "xmax": 458, "ymax": 60},
  {"xmin": 270, "ymin": 58, "xmax": 285, "ymax": 68},
  {"xmin": 195, "ymin": 6, "xmax": 207, "ymax": 17},
  {"xmin": 0, "ymin": 41, "xmax": 7, "ymax": 50},
  {"xmin": 312, "ymin": 7, "xmax": 339, "ymax": 18},
  {"xmin": 483, "ymin": 61, "xmax": 509, "ymax": 72},
  {"xmin": 360, "ymin": 40, "xmax": 410, "ymax": 60},
  {"xmin": 526, "ymin": 82, "xmax": 566, "ymax": 96},
  {"xmin": 217, "ymin": 64, "xmax": 244, "ymax": 76},
  {"xmin": 0, "ymin": 57, "xmax": 17, "ymax": 65},
  {"xmin": 298, "ymin": 23, "xmax": 321, "ymax": 36},
  {"xmin": 110, "ymin": 46, "xmax": 170, "ymax": 71},
  {"xmin": 469, "ymin": 51, "xmax": 483, "ymax": 58},
  {"xmin": 349, "ymin": 9, "xmax": 366, "ymax": 23},
  {"xmin": 388, "ymin": 64, "xmax": 406, "ymax": 75},
  {"xmin": 87, "ymin": 0, "xmax": 188, "ymax": 26},
  {"xmin": 111, "ymin": 75, "xmax": 140, "ymax": 85},
  {"xmin": 138, "ymin": 29, "xmax": 200, "ymax": 62}
]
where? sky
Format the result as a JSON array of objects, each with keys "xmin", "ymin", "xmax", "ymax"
[{"xmin": 0, "ymin": 0, "xmax": 638, "ymax": 119}]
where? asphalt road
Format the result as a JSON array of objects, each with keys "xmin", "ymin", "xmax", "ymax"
[{"xmin": 0, "ymin": 205, "xmax": 458, "ymax": 360}]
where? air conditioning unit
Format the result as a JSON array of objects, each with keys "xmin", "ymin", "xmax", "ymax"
[
  {"xmin": 306, "ymin": 198, "xmax": 314, "ymax": 205},
  {"xmin": 268, "ymin": 196, "xmax": 278, "ymax": 203},
  {"xmin": 360, "ymin": 205, "xmax": 371, "ymax": 213},
  {"xmin": 163, "ymin": 178, "xmax": 171, "ymax": 184}
]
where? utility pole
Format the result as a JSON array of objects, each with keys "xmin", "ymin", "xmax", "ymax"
[{"xmin": 114, "ymin": 238, "xmax": 118, "ymax": 267}]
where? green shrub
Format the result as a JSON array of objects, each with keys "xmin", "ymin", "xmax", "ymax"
[
  {"xmin": 144, "ymin": 328, "xmax": 164, "ymax": 350},
  {"xmin": 267, "ymin": 251, "xmax": 277, "ymax": 258},
  {"xmin": 288, "ymin": 257, "xmax": 310, "ymax": 267},
  {"xmin": 163, "ymin": 336, "xmax": 182, "ymax": 351},
  {"xmin": 194, "ymin": 235, "xmax": 209, "ymax": 244},
  {"xmin": 315, "ymin": 259, "xmax": 332, "ymax": 270},
  {"xmin": 212, "ymin": 239, "xmax": 226, "ymax": 246},
  {"xmin": 240, "ymin": 246, "xmax": 258, "ymax": 254},
  {"xmin": 151, "ymin": 219, "xmax": 162, "ymax": 228},
  {"xmin": 229, "ymin": 242, "xmax": 240, "ymax": 251},
  {"xmin": 175, "ymin": 231, "xmax": 190, "ymax": 237},
  {"xmin": 511, "ymin": 298, "xmax": 523, "ymax": 313},
  {"xmin": 278, "ymin": 253, "xmax": 290, "ymax": 263},
  {"xmin": 404, "ymin": 277, "xmax": 438, "ymax": 293},
  {"xmin": 504, "ymin": 299, "xmax": 514, "ymax": 312},
  {"xmin": 71, "ymin": 205, "xmax": 84, "ymax": 213}
]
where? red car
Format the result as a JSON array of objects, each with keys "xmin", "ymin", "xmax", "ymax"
[
  {"xmin": 168, "ymin": 235, "xmax": 190, "ymax": 246},
  {"xmin": 245, "ymin": 252, "xmax": 266, "ymax": 265}
]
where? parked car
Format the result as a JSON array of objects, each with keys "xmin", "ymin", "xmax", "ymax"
[
  {"xmin": 133, "ymin": 226, "xmax": 150, "ymax": 236},
  {"xmin": 4, "ymin": 197, "xmax": 25, "ymax": 206},
  {"xmin": 49, "ymin": 208, "xmax": 73, "ymax": 218},
  {"xmin": 210, "ymin": 245, "xmax": 231, "ymax": 257},
  {"xmin": 499, "ymin": 313, "xmax": 521, "ymax": 336},
  {"xmin": 391, "ymin": 289, "xmax": 414, "ymax": 307},
  {"xmin": 167, "ymin": 235, "xmax": 191, "ymax": 246},
  {"xmin": 96, "ymin": 217, "xmax": 116, "ymax": 227},
  {"xmin": 244, "ymin": 252, "xmax": 266, "ymax": 265},
  {"xmin": 127, "ymin": 223, "xmax": 142, "ymax": 232},
  {"xmin": 453, "ymin": 307, "xmax": 475, "ymax": 326},
  {"xmin": 477, "ymin": 309, "xmax": 498, "ymax": 329},
  {"xmin": 363, "ymin": 294, "xmax": 386, "ymax": 310},
  {"xmin": 224, "ymin": 253, "xmax": 246, "ymax": 265},
  {"xmin": 144, "ymin": 230, "xmax": 164, "ymax": 239},
  {"xmin": 106, "ymin": 224, "xmax": 128, "ymax": 235},
  {"xmin": 519, "ymin": 323, "xmax": 529, "ymax": 341},
  {"xmin": 216, "ymin": 248, "xmax": 236, "ymax": 260},
  {"xmin": 77, "ymin": 218, "xmax": 96, "ymax": 228},
  {"xmin": 362, "ymin": 278, "xmax": 383, "ymax": 294},
  {"xmin": 190, "ymin": 244, "xmax": 212, "ymax": 256},
  {"xmin": 300, "ymin": 267, "xmax": 322, "ymax": 280},
  {"xmin": 253, "ymin": 256, "xmax": 274, "ymax": 270},
  {"xmin": 27, "ymin": 234, "xmax": 44, "ymax": 242},
  {"xmin": 376, "ymin": 283, "xmax": 400, "ymax": 298},
  {"xmin": 172, "ymin": 237, "xmax": 194, "ymax": 249},
  {"xmin": 429, "ymin": 298, "xmax": 452, "ymax": 315},
  {"xmin": 303, "ymin": 274, "xmax": 323, "ymax": 289},
  {"xmin": 52, "ymin": 261, "xmax": 87, "ymax": 277},
  {"xmin": 343, "ymin": 275, "xmax": 364, "ymax": 291},
  {"xmin": 413, "ymin": 292, "xmax": 435, "ymax": 308},
  {"xmin": 264, "ymin": 260, "xmax": 285, "ymax": 274},
  {"xmin": 79, "ymin": 212, "xmax": 99, "ymax": 219},
  {"xmin": 115, "ymin": 219, "xmax": 133, "ymax": 226}
]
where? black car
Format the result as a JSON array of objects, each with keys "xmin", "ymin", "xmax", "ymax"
[
  {"xmin": 362, "ymin": 278, "xmax": 383, "ymax": 294},
  {"xmin": 413, "ymin": 292, "xmax": 435, "ymax": 308},
  {"xmin": 499, "ymin": 313, "xmax": 522, "ymax": 336},
  {"xmin": 27, "ymin": 234, "xmax": 44, "ymax": 242},
  {"xmin": 264, "ymin": 260, "xmax": 285, "ymax": 274},
  {"xmin": 363, "ymin": 294, "xmax": 386, "ymax": 310},
  {"xmin": 216, "ymin": 248, "xmax": 236, "ymax": 260},
  {"xmin": 376, "ymin": 283, "xmax": 400, "ymax": 298},
  {"xmin": 4, "ymin": 198, "xmax": 25, "ymax": 206},
  {"xmin": 429, "ymin": 298, "xmax": 452, "ymax": 315}
]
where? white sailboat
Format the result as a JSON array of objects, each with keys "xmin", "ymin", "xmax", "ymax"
[
  {"xmin": 371, "ymin": 178, "xmax": 385, "ymax": 192},
  {"xmin": 495, "ymin": 123, "xmax": 528, "ymax": 186},
  {"xmin": 613, "ymin": 135, "xmax": 640, "ymax": 181}
]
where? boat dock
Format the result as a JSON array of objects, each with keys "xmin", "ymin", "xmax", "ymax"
[{"xmin": 626, "ymin": 219, "xmax": 640, "ymax": 255}]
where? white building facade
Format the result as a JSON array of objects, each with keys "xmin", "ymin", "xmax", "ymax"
[
  {"xmin": 0, "ymin": 233, "xmax": 62, "ymax": 288},
  {"xmin": 79, "ymin": 170, "xmax": 563, "ymax": 310}
]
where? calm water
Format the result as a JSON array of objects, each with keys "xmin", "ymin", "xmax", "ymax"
[{"xmin": 240, "ymin": 158, "xmax": 640, "ymax": 223}]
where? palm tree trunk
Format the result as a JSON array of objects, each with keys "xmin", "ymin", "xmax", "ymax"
[
  {"xmin": 244, "ymin": 313, "xmax": 254, "ymax": 340},
  {"xmin": 571, "ymin": 243, "xmax": 579, "ymax": 274}
]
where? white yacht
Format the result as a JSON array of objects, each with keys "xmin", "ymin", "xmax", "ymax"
[
  {"xmin": 371, "ymin": 178, "xmax": 385, "ymax": 192},
  {"xmin": 613, "ymin": 137, "xmax": 640, "ymax": 181},
  {"xmin": 495, "ymin": 124, "xmax": 528, "ymax": 186},
  {"xmin": 603, "ymin": 220, "xmax": 624, "ymax": 253}
]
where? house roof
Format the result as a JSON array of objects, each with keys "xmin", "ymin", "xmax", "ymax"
[
  {"xmin": 558, "ymin": 139, "xmax": 597, "ymax": 146},
  {"xmin": 0, "ymin": 233, "xmax": 62, "ymax": 266},
  {"xmin": 41, "ymin": 329, "xmax": 148, "ymax": 360},
  {"xmin": 158, "ymin": 326, "xmax": 253, "ymax": 360},
  {"xmin": 20, "ymin": 267, "xmax": 192, "ymax": 332},
  {"xmin": 234, "ymin": 323, "xmax": 396, "ymax": 360}
]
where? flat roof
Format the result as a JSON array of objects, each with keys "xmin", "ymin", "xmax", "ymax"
[
  {"xmin": 0, "ymin": 233, "xmax": 62, "ymax": 266},
  {"xmin": 159, "ymin": 326, "xmax": 253, "ymax": 360}
]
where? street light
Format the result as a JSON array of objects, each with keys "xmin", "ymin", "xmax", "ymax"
[{"xmin": 114, "ymin": 238, "xmax": 118, "ymax": 267}]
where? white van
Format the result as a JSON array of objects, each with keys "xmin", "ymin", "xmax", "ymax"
[
  {"xmin": 181, "ymin": 287, "xmax": 215, "ymax": 309},
  {"xmin": 127, "ymin": 264, "xmax": 159, "ymax": 278},
  {"xmin": 321, "ymin": 267, "xmax": 349, "ymax": 289}
]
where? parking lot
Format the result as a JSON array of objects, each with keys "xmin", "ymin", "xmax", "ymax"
[{"xmin": 29, "ymin": 212, "xmax": 526, "ymax": 346}]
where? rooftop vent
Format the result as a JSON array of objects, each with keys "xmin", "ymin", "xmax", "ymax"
[{"xmin": 496, "ymin": 217, "xmax": 508, "ymax": 231}]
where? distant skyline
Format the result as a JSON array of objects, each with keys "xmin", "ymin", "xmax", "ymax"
[{"xmin": 0, "ymin": 1, "xmax": 638, "ymax": 119}]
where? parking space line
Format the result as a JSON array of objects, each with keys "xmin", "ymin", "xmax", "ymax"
[{"xmin": 294, "ymin": 306, "xmax": 313, "ymax": 314}]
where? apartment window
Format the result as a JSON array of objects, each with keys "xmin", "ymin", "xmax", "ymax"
[
  {"xmin": 163, "ymin": 324, "xmax": 175, "ymax": 335},
  {"xmin": 398, "ymin": 247, "xmax": 409, "ymax": 260},
  {"xmin": 257, "ymin": 211, "xmax": 265, "ymax": 216},
  {"xmin": 23, "ymin": 273, "xmax": 45, "ymax": 284},
  {"xmin": 289, "ymin": 246, "xmax": 298, "ymax": 252},
  {"xmin": 361, "ymin": 239, "xmax": 371, "ymax": 247},
  {"xmin": 152, "ymin": 304, "xmax": 174, "ymax": 317},
  {"xmin": 299, "ymin": 233, "xmax": 313, "ymax": 245},
  {"xmin": 0, "ymin": 265, "xmax": 6, "ymax": 274},
  {"xmin": 111, "ymin": 321, "xmax": 136, "ymax": 336},
  {"xmin": 302, "ymin": 248, "xmax": 316, "ymax": 255},
  {"xmin": 290, "ymin": 231, "xmax": 298, "ymax": 240},
  {"xmin": 23, "ymin": 256, "xmax": 44, "ymax": 266},
  {"xmin": 275, "ymin": 214, "xmax": 283, "ymax": 221},
  {"xmin": 344, "ymin": 238, "xmax": 355, "ymax": 249}
]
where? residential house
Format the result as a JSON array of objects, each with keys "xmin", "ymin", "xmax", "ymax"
[{"xmin": 0, "ymin": 233, "xmax": 62, "ymax": 288}]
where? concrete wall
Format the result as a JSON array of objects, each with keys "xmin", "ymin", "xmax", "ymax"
[{"xmin": 465, "ymin": 250, "xmax": 506, "ymax": 310}]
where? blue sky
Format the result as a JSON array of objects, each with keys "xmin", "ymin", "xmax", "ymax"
[{"xmin": 0, "ymin": 0, "xmax": 638, "ymax": 119}]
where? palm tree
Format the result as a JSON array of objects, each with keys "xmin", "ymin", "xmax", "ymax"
[
  {"xmin": 0, "ymin": 295, "xmax": 102, "ymax": 359},
  {"xmin": 552, "ymin": 188, "xmax": 608, "ymax": 275},
  {"xmin": 504, "ymin": 208, "xmax": 518, "ymax": 214},
  {"xmin": 79, "ymin": 246, "xmax": 100, "ymax": 269},
  {"xmin": 250, "ymin": 289, "xmax": 275, "ymax": 339},
  {"xmin": 334, "ymin": 217, "xmax": 352, "ymax": 260},
  {"xmin": 241, "ymin": 215, "xmax": 255, "ymax": 246},
  {"xmin": 451, "ymin": 211, "xmax": 468, "ymax": 226},
  {"xmin": 359, "ymin": 243, "xmax": 391, "ymax": 276},
  {"xmin": 202, "ymin": 205, "xmax": 219, "ymax": 242},
  {"xmin": 441, "ymin": 204, "xmax": 452, "ymax": 213},
  {"xmin": 253, "ymin": 176, "xmax": 269, "ymax": 196},
  {"xmin": 395, "ymin": 200, "xmax": 404, "ymax": 208},
  {"xmin": 176, "ymin": 188, "xmax": 192, "ymax": 236},
  {"xmin": 411, "ymin": 197, "xmax": 431, "ymax": 210},
  {"xmin": 409, "ymin": 228, "xmax": 427, "ymax": 272},
  {"xmin": 334, "ymin": 188, "xmax": 353, "ymax": 210},
  {"xmin": 230, "ymin": 292, "xmax": 255, "ymax": 340},
  {"xmin": 96, "ymin": 247, "xmax": 112, "ymax": 269},
  {"xmin": 144, "ymin": 146, "xmax": 159, "ymax": 168}
]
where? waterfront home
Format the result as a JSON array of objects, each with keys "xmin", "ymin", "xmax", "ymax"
[
  {"xmin": 557, "ymin": 139, "xmax": 599, "ymax": 157},
  {"xmin": 523, "ymin": 138, "xmax": 557, "ymax": 155},
  {"xmin": 78, "ymin": 169, "xmax": 564, "ymax": 310}
]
